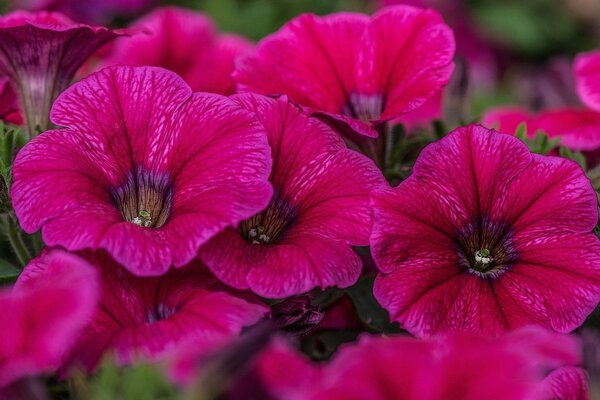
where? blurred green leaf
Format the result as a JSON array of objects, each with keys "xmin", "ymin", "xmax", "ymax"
[
  {"xmin": 0, "ymin": 258, "xmax": 19, "ymax": 283},
  {"xmin": 73, "ymin": 359, "xmax": 180, "ymax": 400},
  {"xmin": 559, "ymin": 146, "xmax": 587, "ymax": 170},
  {"xmin": 345, "ymin": 275, "xmax": 401, "ymax": 334}
]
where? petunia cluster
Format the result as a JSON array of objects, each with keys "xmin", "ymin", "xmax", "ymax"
[{"xmin": 0, "ymin": 2, "xmax": 599, "ymax": 399}]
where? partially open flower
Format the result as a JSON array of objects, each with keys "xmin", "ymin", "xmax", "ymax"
[
  {"xmin": 234, "ymin": 6, "xmax": 455, "ymax": 142},
  {"xmin": 104, "ymin": 7, "xmax": 253, "ymax": 95},
  {"xmin": 371, "ymin": 124, "xmax": 600, "ymax": 336},
  {"xmin": 0, "ymin": 250, "xmax": 98, "ymax": 390},
  {"xmin": 0, "ymin": 11, "xmax": 130, "ymax": 137},
  {"xmin": 11, "ymin": 66, "xmax": 273, "ymax": 276},
  {"xmin": 20, "ymin": 250, "xmax": 268, "ymax": 372},
  {"xmin": 200, "ymin": 95, "xmax": 385, "ymax": 298}
]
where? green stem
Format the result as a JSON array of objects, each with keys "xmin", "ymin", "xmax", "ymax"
[{"xmin": 6, "ymin": 215, "xmax": 31, "ymax": 267}]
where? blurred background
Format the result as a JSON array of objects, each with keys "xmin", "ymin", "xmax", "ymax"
[{"xmin": 2, "ymin": 0, "xmax": 600, "ymax": 121}]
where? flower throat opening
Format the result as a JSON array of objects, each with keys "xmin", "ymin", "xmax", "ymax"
[
  {"xmin": 455, "ymin": 216, "xmax": 518, "ymax": 279},
  {"xmin": 110, "ymin": 169, "xmax": 174, "ymax": 229},
  {"xmin": 239, "ymin": 191, "xmax": 297, "ymax": 245}
]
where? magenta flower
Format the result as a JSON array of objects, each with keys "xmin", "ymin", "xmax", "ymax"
[
  {"xmin": 199, "ymin": 94, "xmax": 385, "ymax": 298},
  {"xmin": 234, "ymin": 6, "xmax": 455, "ymax": 140},
  {"xmin": 47, "ymin": 250, "xmax": 267, "ymax": 371},
  {"xmin": 0, "ymin": 11, "xmax": 128, "ymax": 136},
  {"xmin": 371, "ymin": 124, "xmax": 600, "ymax": 336},
  {"xmin": 257, "ymin": 327, "xmax": 580, "ymax": 400},
  {"xmin": 0, "ymin": 250, "xmax": 98, "ymax": 389},
  {"xmin": 104, "ymin": 7, "xmax": 253, "ymax": 95},
  {"xmin": 575, "ymin": 50, "xmax": 600, "ymax": 111},
  {"xmin": 482, "ymin": 106, "xmax": 600, "ymax": 151},
  {"xmin": 11, "ymin": 66, "xmax": 273, "ymax": 276}
]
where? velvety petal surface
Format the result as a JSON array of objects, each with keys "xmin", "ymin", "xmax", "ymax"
[{"xmin": 543, "ymin": 366, "xmax": 589, "ymax": 400}]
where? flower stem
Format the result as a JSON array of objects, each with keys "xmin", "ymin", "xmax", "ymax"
[{"xmin": 6, "ymin": 214, "xmax": 31, "ymax": 267}]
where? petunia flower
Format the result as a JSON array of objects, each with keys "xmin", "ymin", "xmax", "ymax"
[
  {"xmin": 199, "ymin": 94, "xmax": 385, "ymax": 298},
  {"xmin": 0, "ymin": 11, "xmax": 129, "ymax": 137},
  {"xmin": 234, "ymin": 5, "xmax": 455, "ymax": 159},
  {"xmin": 371, "ymin": 124, "xmax": 600, "ymax": 336},
  {"xmin": 257, "ymin": 327, "xmax": 580, "ymax": 400},
  {"xmin": 11, "ymin": 66, "xmax": 273, "ymax": 276},
  {"xmin": 103, "ymin": 7, "xmax": 253, "ymax": 95},
  {"xmin": 0, "ymin": 250, "xmax": 98, "ymax": 390},
  {"xmin": 21, "ymin": 249, "xmax": 268, "ymax": 372}
]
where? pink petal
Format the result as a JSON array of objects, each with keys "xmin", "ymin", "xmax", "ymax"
[
  {"xmin": 67, "ymin": 252, "xmax": 267, "ymax": 371},
  {"xmin": 0, "ymin": 250, "xmax": 98, "ymax": 387},
  {"xmin": 543, "ymin": 366, "xmax": 589, "ymax": 400},
  {"xmin": 235, "ymin": 13, "xmax": 369, "ymax": 115},
  {"xmin": 499, "ymin": 233, "xmax": 600, "ymax": 332},
  {"xmin": 370, "ymin": 6, "xmax": 455, "ymax": 120},
  {"xmin": 497, "ymin": 154, "xmax": 597, "ymax": 233},
  {"xmin": 575, "ymin": 50, "xmax": 600, "ymax": 112}
]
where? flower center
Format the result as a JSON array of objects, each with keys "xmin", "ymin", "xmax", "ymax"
[
  {"xmin": 239, "ymin": 190, "xmax": 297, "ymax": 245},
  {"xmin": 110, "ymin": 169, "xmax": 174, "ymax": 229},
  {"xmin": 455, "ymin": 216, "xmax": 517, "ymax": 279},
  {"xmin": 343, "ymin": 93, "xmax": 384, "ymax": 122},
  {"xmin": 146, "ymin": 303, "xmax": 176, "ymax": 324}
]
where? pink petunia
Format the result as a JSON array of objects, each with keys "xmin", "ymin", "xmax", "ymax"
[
  {"xmin": 18, "ymin": 250, "xmax": 268, "ymax": 372},
  {"xmin": 257, "ymin": 327, "xmax": 581, "ymax": 400},
  {"xmin": 0, "ymin": 11, "xmax": 129, "ymax": 136},
  {"xmin": 234, "ymin": 6, "xmax": 455, "ymax": 140},
  {"xmin": 103, "ymin": 7, "xmax": 253, "ymax": 95},
  {"xmin": 0, "ymin": 250, "xmax": 98, "ymax": 389},
  {"xmin": 199, "ymin": 94, "xmax": 385, "ymax": 298},
  {"xmin": 371, "ymin": 124, "xmax": 600, "ymax": 336},
  {"xmin": 481, "ymin": 106, "xmax": 600, "ymax": 151},
  {"xmin": 11, "ymin": 66, "xmax": 273, "ymax": 276}
]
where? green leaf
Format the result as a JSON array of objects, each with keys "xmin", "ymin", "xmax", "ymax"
[
  {"xmin": 515, "ymin": 122, "xmax": 527, "ymax": 141},
  {"xmin": 345, "ymin": 275, "xmax": 401, "ymax": 334},
  {"xmin": 0, "ymin": 258, "xmax": 19, "ymax": 283}
]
